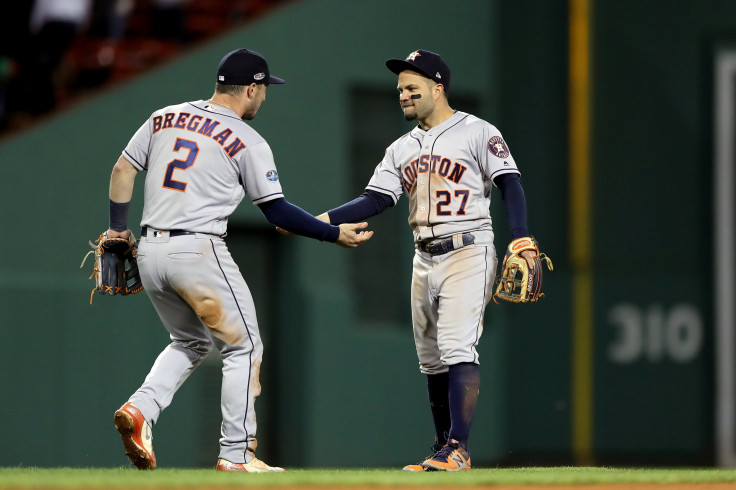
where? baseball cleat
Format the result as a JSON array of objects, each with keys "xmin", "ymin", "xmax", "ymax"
[
  {"xmin": 421, "ymin": 438, "xmax": 471, "ymax": 471},
  {"xmin": 216, "ymin": 458, "xmax": 285, "ymax": 473},
  {"xmin": 114, "ymin": 402, "xmax": 156, "ymax": 470},
  {"xmin": 402, "ymin": 440, "xmax": 444, "ymax": 472}
]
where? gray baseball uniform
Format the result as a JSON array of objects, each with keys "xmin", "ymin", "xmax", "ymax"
[
  {"xmin": 366, "ymin": 110, "xmax": 519, "ymax": 373},
  {"xmin": 122, "ymin": 100, "xmax": 282, "ymax": 464}
]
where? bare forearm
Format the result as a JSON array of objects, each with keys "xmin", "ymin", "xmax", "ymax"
[
  {"xmin": 109, "ymin": 155, "xmax": 138, "ymax": 203},
  {"xmin": 108, "ymin": 156, "xmax": 138, "ymax": 232}
]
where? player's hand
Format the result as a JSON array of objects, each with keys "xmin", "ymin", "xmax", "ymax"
[
  {"xmin": 336, "ymin": 222, "xmax": 373, "ymax": 248},
  {"xmin": 106, "ymin": 228, "xmax": 132, "ymax": 240},
  {"xmin": 520, "ymin": 249, "xmax": 536, "ymax": 269}
]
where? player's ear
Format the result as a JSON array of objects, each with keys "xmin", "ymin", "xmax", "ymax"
[
  {"xmin": 434, "ymin": 83, "xmax": 445, "ymax": 100},
  {"xmin": 246, "ymin": 83, "xmax": 258, "ymax": 99}
]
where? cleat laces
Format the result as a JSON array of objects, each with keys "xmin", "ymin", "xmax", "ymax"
[
  {"xmin": 433, "ymin": 444, "xmax": 456, "ymax": 461},
  {"xmin": 406, "ymin": 441, "xmax": 444, "ymax": 471},
  {"xmin": 414, "ymin": 441, "xmax": 445, "ymax": 470},
  {"xmin": 423, "ymin": 441, "xmax": 444, "ymax": 460}
]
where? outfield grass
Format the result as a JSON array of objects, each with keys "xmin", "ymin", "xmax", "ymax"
[{"xmin": 1, "ymin": 467, "xmax": 736, "ymax": 488}]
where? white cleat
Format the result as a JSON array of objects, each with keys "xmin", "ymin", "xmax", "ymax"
[{"xmin": 216, "ymin": 457, "xmax": 285, "ymax": 473}]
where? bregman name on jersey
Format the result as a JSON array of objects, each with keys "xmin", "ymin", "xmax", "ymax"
[{"xmin": 151, "ymin": 111, "xmax": 246, "ymax": 158}]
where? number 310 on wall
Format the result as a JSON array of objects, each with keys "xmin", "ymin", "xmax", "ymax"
[{"xmin": 607, "ymin": 303, "xmax": 703, "ymax": 364}]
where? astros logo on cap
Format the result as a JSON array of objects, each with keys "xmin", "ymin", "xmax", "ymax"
[{"xmin": 406, "ymin": 51, "xmax": 421, "ymax": 61}]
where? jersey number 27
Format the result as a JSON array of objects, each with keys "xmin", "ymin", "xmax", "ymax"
[{"xmin": 436, "ymin": 189, "xmax": 469, "ymax": 216}]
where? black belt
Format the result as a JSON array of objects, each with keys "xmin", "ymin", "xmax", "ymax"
[
  {"xmin": 418, "ymin": 233, "xmax": 475, "ymax": 256},
  {"xmin": 141, "ymin": 226, "xmax": 195, "ymax": 238}
]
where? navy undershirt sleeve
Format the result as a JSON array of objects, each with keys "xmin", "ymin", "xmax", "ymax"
[
  {"xmin": 495, "ymin": 173, "xmax": 530, "ymax": 239},
  {"xmin": 258, "ymin": 198, "xmax": 340, "ymax": 242},
  {"xmin": 327, "ymin": 190, "xmax": 393, "ymax": 225}
]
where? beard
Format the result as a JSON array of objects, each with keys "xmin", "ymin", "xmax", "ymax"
[
  {"xmin": 402, "ymin": 106, "xmax": 418, "ymax": 121},
  {"xmin": 242, "ymin": 100, "xmax": 263, "ymax": 121}
]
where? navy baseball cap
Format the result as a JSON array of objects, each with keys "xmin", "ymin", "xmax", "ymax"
[
  {"xmin": 216, "ymin": 48, "xmax": 285, "ymax": 85},
  {"xmin": 386, "ymin": 49, "xmax": 451, "ymax": 91}
]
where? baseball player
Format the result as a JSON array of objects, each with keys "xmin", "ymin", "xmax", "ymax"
[
  {"xmin": 106, "ymin": 48, "xmax": 372, "ymax": 472},
  {"xmin": 316, "ymin": 50, "xmax": 537, "ymax": 471}
]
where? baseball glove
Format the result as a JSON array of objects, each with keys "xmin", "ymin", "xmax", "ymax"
[
  {"xmin": 493, "ymin": 236, "xmax": 553, "ymax": 304},
  {"xmin": 80, "ymin": 231, "xmax": 143, "ymax": 304}
]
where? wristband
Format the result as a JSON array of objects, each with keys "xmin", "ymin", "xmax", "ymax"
[{"xmin": 109, "ymin": 199, "xmax": 130, "ymax": 232}]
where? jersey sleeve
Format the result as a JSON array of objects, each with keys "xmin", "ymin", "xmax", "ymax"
[
  {"xmin": 122, "ymin": 118, "xmax": 153, "ymax": 171},
  {"xmin": 477, "ymin": 123, "xmax": 520, "ymax": 186},
  {"xmin": 327, "ymin": 190, "xmax": 393, "ymax": 224},
  {"xmin": 365, "ymin": 145, "xmax": 404, "ymax": 204},
  {"xmin": 238, "ymin": 140, "xmax": 285, "ymax": 205}
]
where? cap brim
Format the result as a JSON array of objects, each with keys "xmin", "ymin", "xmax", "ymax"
[
  {"xmin": 267, "ymin": 75, "xmax": 285, "ymax": 84},
  {"xmin": 386, "ymin": 59, "xmax": 431, "ymax": 79}
]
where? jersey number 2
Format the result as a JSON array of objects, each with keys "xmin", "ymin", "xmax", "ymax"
[
  {"xmin": 436, "ymin": 190, "xmax": 469, "ymax": 216},
  {"xmin": 163, "ymin": 138, "xmax": 199, "ymax": 192}
]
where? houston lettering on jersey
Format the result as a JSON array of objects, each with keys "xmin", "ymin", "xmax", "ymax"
[
  {"xmin": 151, "ymin": 112, "xmax": 246, "ymax": 158},
  {"xmin": 402, "ymin": 154, "xmax": 468, "ymax": 191}
]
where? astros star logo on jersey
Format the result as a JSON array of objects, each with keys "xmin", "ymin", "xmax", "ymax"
[
  {"xmin": 406, "ymin": 51, "xmax": 421, "ymax": 61},
  {"xmin": 488, "ymin": 136, "xmax": 510, "ymax": 158}
]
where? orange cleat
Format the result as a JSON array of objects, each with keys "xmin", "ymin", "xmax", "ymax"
[
  {"xmin": 421, "ymin": 439, "xmax": 471, "ymax": 471},
  {"xmin": 402, "ymin": 439, "xmax": 444, "ymax": 472},
  {"xmin": 114, "ymin": 402, "xmax": 157, "ymax": 470}
]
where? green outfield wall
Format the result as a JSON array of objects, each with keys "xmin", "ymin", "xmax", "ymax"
[{"xmin": 0, "ymin": 0, "xmax": 732, "ymax": 468}]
